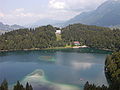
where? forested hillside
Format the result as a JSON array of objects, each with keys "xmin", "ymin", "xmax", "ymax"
[
  {"xmin": 0, "ymin": 23, "xmax": 120, "ymax": 51},
  {"xmin": 62, "ymin": 23, "xmax": 120, "ymax": 50},
  {"xmin": 0, "ymin": 25, "xmax": 64, "ymax": 51},
  {"xmin": 84, "ymin": 51, "xmax": 120, "ymax": 90},
  {"xmin": 105, "ymin": 51, "xmax": 120, "ymax": 83}
]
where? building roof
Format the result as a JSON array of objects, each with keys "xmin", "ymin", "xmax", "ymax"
[{"xmin": 74, "ymin": 41, "xmax": 80, "ymax": 44}]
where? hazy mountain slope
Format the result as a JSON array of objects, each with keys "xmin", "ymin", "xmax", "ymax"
[
  {"xmin": 0, "ymin": 22, "xmax": 24, "ymax": 31},
  {"xmin": 64, "ymin": 0, "xmax": 120, "ymax": 27},
  {"xmin": 28, "ymin": 19, "xmax": 64, "ymax": 28}
]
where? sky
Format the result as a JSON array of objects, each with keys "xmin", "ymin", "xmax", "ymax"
[{"xmin": 0, "ymin": 0, "xmax": 107, "ymax": 25}]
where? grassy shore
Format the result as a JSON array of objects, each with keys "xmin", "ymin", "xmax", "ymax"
[{"xmin": 0, "ymin": 46, "xmax": 73, "ymax": 52}]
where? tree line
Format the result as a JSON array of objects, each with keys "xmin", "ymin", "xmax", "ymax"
[
  {"xmin": 0, "ymin": 23, "xmax": 120, "ymax": 51},
  {"xmin": 84, "ymin": 81, "xmax": 120, "ymax": 90},
  {"xmin": 84, "ymin": 51, "xmax": 120, "ymax": 90},
  {"xmin": 0, "ymin": 80, "xmax": 33, "ymax": 90},
  {"xmin": 62, "ymin": 23, "xmax": 120, "ymax": 50},
  {"xmin": 0, "ymin": 25, "xmax": 65, "ymax": 51},
  {"xmin": 105, "ymin": 51, "xmax": 120, "ymax": 84}
]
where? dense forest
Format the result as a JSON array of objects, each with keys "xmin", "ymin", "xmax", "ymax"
[
  {"xmin": 0, "ymin": 23, "xmax": 120, "ymax": 51},
  {"xmin": 84, "ymin": 81, "xmax": 120, "ymax": 90},
  {"xmin": 0, "ymin": 25, "xmax": 64, "ymax": 51},
  {"xmin": 84, "ymin": 51, "xmax": 120, "ymax": 90},
  {"xmin": 105, "ymin": 51, "xmax": 120, "ymax": 83},
  {"xmin": 61, "ymin": 23, "xmax": 120, "ymax": 50},
  {"xmin": 0, "ymin": 80, "xmax": 33, "ymax": 90}
]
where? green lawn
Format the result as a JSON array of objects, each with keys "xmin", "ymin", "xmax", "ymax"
[{"xmin": 56, "ymin": 34, "xmax": 62, "ymax": 41}]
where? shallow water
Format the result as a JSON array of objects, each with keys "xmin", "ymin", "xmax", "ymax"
[{"xmin": 0, "ymin": 48, "xmax": 112, "ymax": 90}]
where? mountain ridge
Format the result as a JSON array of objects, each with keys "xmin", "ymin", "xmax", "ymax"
[
  {"xmin": 0, "ymin": 22, "xmax": 24, "ymax": 31},
  {"xmin": 27, "ymin": 19, "xmax": 65, "ymax": 28},
  {"xmin": 63, "ymin": 0, "xmax": 120, "ymax": 27}
]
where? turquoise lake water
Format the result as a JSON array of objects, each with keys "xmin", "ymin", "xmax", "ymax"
[{"xmin": 0, "ymin": 48, "xmax": 112, "ymax": 90}]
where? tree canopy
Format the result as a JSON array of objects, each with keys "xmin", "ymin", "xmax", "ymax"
[
  {"xmin": 0, "ymin": 25, "xmax": 65, "ymax": 51},
  {"xmin": 105, "ymin": 51, "xmax": 120, "ymax": 83},
  {"xmin": 62, "ymin": 23, "xmax": 120, "ymax": 50}
]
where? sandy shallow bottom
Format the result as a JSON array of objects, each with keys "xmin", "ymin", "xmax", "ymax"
[{"xmin": 19, "ymin": 69, "xmax": 81, "ymax": 90}]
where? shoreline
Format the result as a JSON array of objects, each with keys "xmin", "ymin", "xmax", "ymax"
[
  {"xmin": 0, "ymin": 46, "xmax": 113, "ymax": 53},
  {"xmin": 0, "ymin": 47, "xmax": 72, "ymax": 52}
]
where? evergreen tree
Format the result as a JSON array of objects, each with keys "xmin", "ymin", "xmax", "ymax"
[
  {"xmin": 0, "ymin": 79, "xmax": 8, "ymax": 90},
  {"xmin": 25, "ymin": 82, "xmax": 33, "ymax": 90},
  {"xmin": 29, "ymin": 85, "xmax": 33, "ymax": 90},
  {"xmin": 13, "ymin": 81, "xmax": 24, "ymax": 90}
]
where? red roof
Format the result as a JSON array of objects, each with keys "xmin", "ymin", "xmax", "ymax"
[{"xmin": 74, "ymin": 41, "xmax": 80, "ymax": 44}]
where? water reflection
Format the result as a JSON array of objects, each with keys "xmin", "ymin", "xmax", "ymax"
[
  {"xmin": 0, "ymin": 48, "xmax": 111, "ymax": 89},
  {"xmin": 71, "ymin": 62, "xmax": 94, "ymax": 70}
]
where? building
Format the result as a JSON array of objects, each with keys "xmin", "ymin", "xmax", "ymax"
[
  {"xmin": 73, "ymin": 41, "xmax": 80, "ymax": 46},
  {"xmin": 55, "ymin": 30, "xmax": 61, "ymax": 34}
]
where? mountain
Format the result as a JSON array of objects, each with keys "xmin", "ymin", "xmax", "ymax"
[
  {"xmin": 0, "ymin": 30, "xmax": 9, "ymax": 35},
  {"xmin": 27, "ymin": 19, "xmax": 65, "ymax": 28},
  {"xmin": 0, "ymin": 22, "xmax": 24, "ymax": 31},
  {"xmin": 64, "ymin": 0, "xmax": 120, "ymax": 27}
]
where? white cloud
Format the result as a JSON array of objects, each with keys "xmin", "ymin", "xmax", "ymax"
[
  {"xmin": 0, "ymin": 12, "xmax": 5, "ymax": 17},
  {"xmin": 14, "ymin": 8, "xmax": 25, "ymax": 13},
  {"xmin": 11, "ymin": 8, "xmax": 34, "ymax": 17},
  {"xmin": 0, "ymin": 0, "xmax": 107, "ymax": 25},
  {"xmin": 0, "ymin": 8, "xmax": 48, "ymax": 25},
  {"xmin": 49, "ymin": 0, "xmax": 66, "ymax": 9},
  {"xmin": 47, "ymin": 0, "xmax": 107, "ymax": 21},
  {"xmin": 47, "ymin": 0, "xmax": 108, "ymax": 22},
  {"xmin": 49, "ymin": 0, "xmax": 107, "ymax": 12}
]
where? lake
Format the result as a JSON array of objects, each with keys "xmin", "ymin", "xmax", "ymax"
[{"xmin": 0, "ymin": 48, "xmax": 112, "ymax": 90}]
